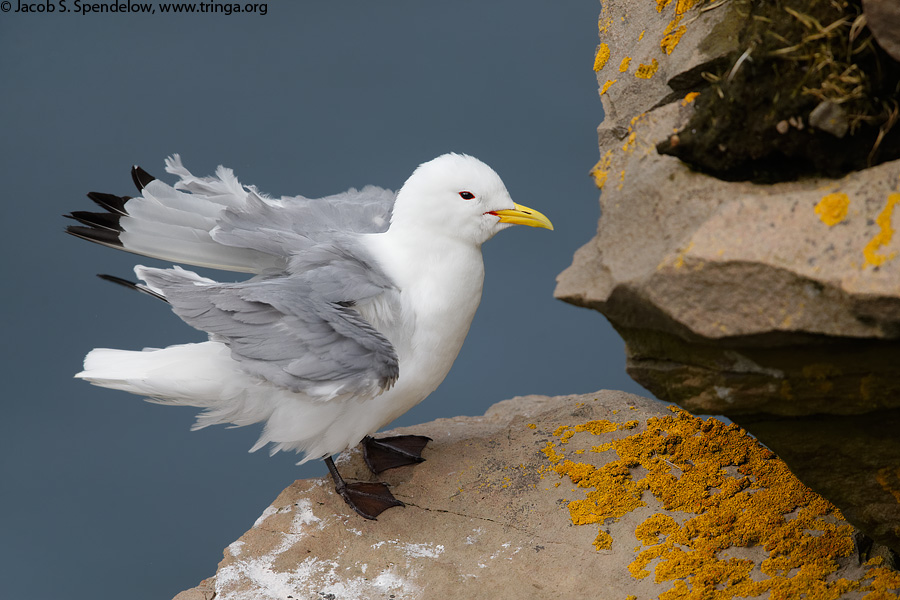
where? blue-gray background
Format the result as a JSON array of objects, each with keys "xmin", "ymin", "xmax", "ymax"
[{"xmin": 1, "ymin": 2, "xmax": 647, "ymax": 598}]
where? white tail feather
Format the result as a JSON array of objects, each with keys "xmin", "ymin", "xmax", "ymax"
[{"xmin": 76, "ymin": 340, "xmax": 353, "ymax": 463}]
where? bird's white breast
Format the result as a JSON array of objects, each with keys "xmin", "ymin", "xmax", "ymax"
[{"xmin": 356, "ymin": 229, "xmax": 485, "ymax": 424}]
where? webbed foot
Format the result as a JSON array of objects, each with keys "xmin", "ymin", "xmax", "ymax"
[
  {"xmin": 325, "ymin": 456, "xmax": 404, "ymax": 520},
  {"xmin": 363, "ymin": 434, "xmax": 433, "ymax": 473}
]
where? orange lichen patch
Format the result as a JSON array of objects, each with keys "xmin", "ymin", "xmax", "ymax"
[
  {"xmin": 863, "ymin": 566, "xmax": 900, "ymax": 599},
  {"xmin": 638, "ymin": 30, "xmax": 646, "ymax": 41},
  {"xmin": 635, "ymin": 58, "xmax": 660, "ymax": 79},
  {"xmin": 598, "ymin": 16, "xmax": 613, "ymax": 36},
  {"xmin": 526, "ymin": 423, "xmax": 537, "ymax": 430},
  {"xmin": 658, "ymin": 0, "xmax": 703, "ymax": 55},
  {"xmin": 539, "ymin": 407, "xmax": 894, "ymax": 598},
  {"xmin": 681, "ymin": 91, "xmax": 700, "ymax": 106},
  {"xmin": 590, "ymin": 150, "xmax": 614, "ymax": 189},
  {"xmin": 635, "ymin": 513, "xmax": 679, "ymax": 545},
  {"xmin": 661, "ymin": 19, "xmax": 688, "ymax": 55},
  {"xmin": 540, "ymin": 440, "xmax": 565, "ymax": 464},
  {"xmin": 875, "ymin": 467, "xmax": 900, "ymax": 504},
  {"xmin": 594, "ymin": 529, "xmax": 614, "ymax": 551},
  {"xmin": 863, "ymin": 193, "xmax": 900, "ymax": 268},
  {"xmin": 600, "ymin": 79, "xmax": 617, "ymax": 96},
  {"xmin": 815, "ymin": 192, "xmax": 851, "ymax": 226},
  {"xmin": 592, "ymin": 442, "xmax": 614, "ymax": 453},
  {"xmin": 575, "ymin": 419, "xmax": 620, "ymax": 436},
  {"xmin": 594, "ymin": 43, "xmax": 611, "ymax": 72},
  {"xmin": 619, "ymin": 56, "xmax": 632, "ymax": 73}
]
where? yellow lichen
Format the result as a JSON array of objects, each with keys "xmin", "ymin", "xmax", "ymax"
[
  {"xmin": 540, "ymin": 440, "xmax": 564, "ymax": 464},
  {"xmin": 590, "ymin": 150, "xmax": 614, "ymax": 189},
  {"xmin": 619, "ymin": 56, "xmax": 632, "ymax": 73},
  {"xmin": 665, "ymin": 240, "xmax": 694, "ymax": 270},
  {"xmin": 815, "ymin": 192, "xmax": 851, "ymax": 226},
  {"xmin": 538, "ymin": 407, "xmax": 896, "ymax": 599},
  {"xmin": 598, "ymin": 16, "xmax": 613, "ymax": 36},
  {"xmin": 600, "ymin": 79, "xmax": 617, "ymax": 95},
  {"xmin": 526, "ymin": 423, "xmax": 537, "ymax": 430},
  {"xmin": 594, "ymin": 529, "xmax": 614, "ymax": 551},
  {"xmin": 635, "ymin": 58, "xmax": 659, "ymax": 79},
  {"xmin": 661, "ymin": 19, "xmax": 687, "ymax": 55},
  {"xmin": 574, "ymin": 419, "xmax": 619, "ymax": 435},
  {"xmin": 594, "ymin": 43, "xmax": 610, "ymax": 71},
  {"xmin": 863, "ymin": 193, "xmax": 900, "ymax": 268},
  {"xmin": 681, "ymin": 91, "xmax": 700, "ymax": 106},
  {"xmin": 863, "ymin": 566, "xmax": 900, "ymax": 599}
]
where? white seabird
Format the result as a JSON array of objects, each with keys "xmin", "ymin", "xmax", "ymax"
[{"xmin": 67, "ymin": 153, "xmax": 552, "ymax": 519}]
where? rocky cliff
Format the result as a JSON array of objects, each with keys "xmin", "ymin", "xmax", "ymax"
[
  {"xmin": 174, "ymin": 391, "xmax": 898, "ymax": 600},
  {"xmin": 555, "ymin": 0, "xmax": 900, "ymax": 555}
]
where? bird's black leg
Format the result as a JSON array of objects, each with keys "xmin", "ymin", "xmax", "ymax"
[
  {"xmin": 324, "ymin": 456, "xmax": 404, "ymax": 520},
  {"xmin": 362, "ymin": 435, "xmax": 433, "ymax": 473}
]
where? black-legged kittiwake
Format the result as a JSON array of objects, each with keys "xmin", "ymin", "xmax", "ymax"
[{"xmin": 66, "ymin": 153, "xmax": 552, "ymax": 519}]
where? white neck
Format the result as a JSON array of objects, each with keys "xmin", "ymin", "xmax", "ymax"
[{"xmin": 363, "ymin": 225, "xmax": 485, "ymax": 370}]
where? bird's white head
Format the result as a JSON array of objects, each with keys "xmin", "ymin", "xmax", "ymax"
[{"xmin": 390, "ymin": 154, "xmax": 553, "ymax": 246}]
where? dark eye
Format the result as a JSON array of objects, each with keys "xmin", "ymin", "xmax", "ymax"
[{"xmin": 459, "ymin": 191, "xmax": 475, "ymax": 200}]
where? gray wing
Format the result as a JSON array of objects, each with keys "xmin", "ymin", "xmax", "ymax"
[
  {"xmin": 137, "ymin": 235, "xmax": 400, "ymax": 401},
  {"xmin": 210, "ymin": 185, "xmax": 395, "ymax": 263},
  {"xmin": 66, "ymin": 155, "xmax": 396, "ymax": 273}
]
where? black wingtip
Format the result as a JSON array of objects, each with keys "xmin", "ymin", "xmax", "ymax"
[
  {"xmin": 86, "ymin": 191, "xmax": 129, "ymax": 215},
  {"xmin": 65, "ymin": 225, "xmax": 123, "ymax": 247},
  {"xmin": 65, "ymin": 210, "xmax": 121, "ymax": 232},
  {"xmin": 97, "ymin": 274, "xmax": 168, "ymax": 303},
  {"xmin": 131, "ymin": 165, "xmax": 155, "ymax": 191}
]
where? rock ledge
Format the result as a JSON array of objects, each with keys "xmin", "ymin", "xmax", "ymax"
[{"xmin": 174, "ymin": 392, "xmax": 898, "ymax": 600}]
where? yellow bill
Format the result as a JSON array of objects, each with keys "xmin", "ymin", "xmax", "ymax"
[{"xmin": 490, "ymin": 203, "xmax": 554, "ymax": 230}]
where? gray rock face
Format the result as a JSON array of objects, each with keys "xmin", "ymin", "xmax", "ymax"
[
  {"xmin": 173, "ymin": 392, "xmax": 898, "ymax": 600},
  {"xmin": 864, "ymin": 0, "xmax": 900, "ymax": 61},
  {"xmin": 556, "ymin": 0, "xmax": 900, "ymax": 554}
]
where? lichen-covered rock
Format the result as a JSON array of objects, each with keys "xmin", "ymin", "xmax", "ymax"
[
  {"xmin": 173, "ymin": 392, "xmax": 898, "ymax": 600},
  {"xmin": 556, "ymin": 0, "xmax": 900, "ymax": 555}
]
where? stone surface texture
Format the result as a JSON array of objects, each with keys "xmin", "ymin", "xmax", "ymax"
[
  {"xmin": 863, "ymin": 0, "xmax": 900, "ymax": 62},
  {"xmin": 173, "ymin": 392, "xmax": 898, "ymax": 600},
  {"xmin": 556, "ymin": 0, "xmax": 900, "ymax": 553}
]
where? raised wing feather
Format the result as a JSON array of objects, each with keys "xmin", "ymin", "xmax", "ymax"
[{"xmin": 66, "ymin": 155, "xmax": 396, "ymax": 274}]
